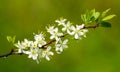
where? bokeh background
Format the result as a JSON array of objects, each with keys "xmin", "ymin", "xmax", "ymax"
[{"xmin": 0, "ymin": 0, "xmax": 120, "ymax": 72}]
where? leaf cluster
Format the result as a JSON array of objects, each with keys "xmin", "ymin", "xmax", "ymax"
[
  {"xmin": 81, "ymin": 8, "xmax": 116, "ymax": 27},
  {"xmin": 7, "ymin": 36, "xmax": 16, "ymax": 45}
]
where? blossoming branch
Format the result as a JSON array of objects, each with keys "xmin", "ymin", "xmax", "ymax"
[{"xmin": 0, "ymin": 9, "xmax": 115, "ymax": 63}]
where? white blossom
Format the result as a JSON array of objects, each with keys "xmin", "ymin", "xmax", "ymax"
[
  {"xmin": 69, "ymin": 24, "xmax": 88, "ymax": 39},
  {"xmin": 55, "ymin": 39, "xmax": 68, "ymax": 54},
  {"xmin": 34, "ymin": 33, "xmax": 46, "ymax": 47},
  {"xmin": 23, "ymin": 39, "xmax": 32, "ymax": 47},
  {"xmin": 34, "ymin": 33, "xmax": 45, "ymax": 41},
  {"xmin": 30, "ymin": 41, "xmax": 38, "ymax": 48},
  {"xmin": 15, "ymin": 39, "xmax": 32, "ymax": 53},
  {"xmin": 41, "ymin": 46, "xmax": 54, "ymax": 61},
  {"xmin": 46, "ymin": 26, "xmax": 55, "ymax": 34},
  {"xmin": 62, "ymin": 21, "xmax": 72, "ymax": 34},
  {"xmin": 50, "ymin": 28, "xmax": 63, "ymax": 41},
  {"xmin": 23, "ymin": 48, "xmax": 39, "ymax": 60},
  {"xmin": 55, "ymin": 18, "xmax": 67, "ymax": 26}
]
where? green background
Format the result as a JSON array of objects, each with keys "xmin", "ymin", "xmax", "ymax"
[{"xmin": 0, "ymin": 0, "xmax": 120, "ymax": 72}]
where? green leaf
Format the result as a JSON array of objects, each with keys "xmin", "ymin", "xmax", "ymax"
[
  {"xmin": 7, "ymin": 36, "xmax": 12, "ymax": 42},
  {"xmin": 100, "ymin": 21, "xmax": 111, "ymax": 27},
  {"xmin": 94, "ymin": 12, "xmax": 100, "ymax": 20},
  {"xmin": 7, "ymin": 36, "xmax": 16, "ymax": 44},
  {"xmin": 102, "ymin": 8, "xmax": 111, "ymax": 17},
  {"xmin": 102, "ymin": 14, "xmax": 116, "ymax": 21},
  {"xmin": 81, "ymin": 14, "xmax": 85, "ymax": 22},
  {"xmin": 81, "ymin": 9, "xmax": 115, "ymax": 25},
  {"xmin": 81, "ymin": 9, "xmax": 96, "ymax": 24},
  {"xmin": 90, "ymin": 9, "xmax": 95, "ymax": 16}
]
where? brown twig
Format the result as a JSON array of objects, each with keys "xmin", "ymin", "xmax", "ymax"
[
  {"xmin": 0, "ymin": 49, "xmax": 23, "ymax": 58},
  {"xmin": 83, "ymin": 24, "xmax": 99, "ymax": 29},
  {"xmin": 41, "ymin": 33, "xmax": 68, "ymax": 49},
  {"xmin": 0, "ymin": 24, "xmax": 99, "ymax": 58}
]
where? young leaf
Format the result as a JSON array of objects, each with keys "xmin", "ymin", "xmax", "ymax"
[
  {"xmin": 12, "ymin": 36, "xmax": 16, "ymax": 44},
  {"xmin": 81, "ymin": 14, "xmax": 85, "ymax": 22},
  {"xmin": 102, "ymin": 8, "xmax": 111, "ymax": 17},
  {"xmin": 7, "ymin": 36, "xmax": 12, "ymax": 42},
  {"xmin": 94, "ymin": 12, "xmax": 100, "ymax": 20},
  {"xmin": 90, "ymin": 9, "xmax": 95, "ymax": 17},
  {"xmin": 102, "ymin": 14, "xmax": 116, "ymax": 21},
  {"xmin": 100, "ymin": 21, "xmax": 111, "ymax": 27},
  {"xmin": 7, "ymin": 36, "xmax": 16, "ymax": 44}
]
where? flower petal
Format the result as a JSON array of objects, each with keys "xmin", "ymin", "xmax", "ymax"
[
  {"xmin": 63, "ymin": 39, "xmax": 68, "ymax": 44},
  {"xmin": 71, "ymin": 25, "xmax": 75, "ymax": 30},
  {"xmin": 49, "ymin": 52, "xmax": 54, "ymax": 56},
  {"xmin": 75, "ymin": 34, "xmax": 79, "ymax": 39},
  {"xmin": 46, "ymin": 56, "xmax": 50, "ymax": 61}
]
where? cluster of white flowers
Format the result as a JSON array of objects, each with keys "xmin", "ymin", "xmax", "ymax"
[{"xmin": 15, "ymin": 18, "xmax": 88, "ymax": 63}]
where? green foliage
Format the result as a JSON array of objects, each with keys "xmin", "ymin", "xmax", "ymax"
[
  {"xmin": 7, "ymin": 36, "xmax": 16, "ymax": 44},
  {"xmin": 102, "ymin": 14, "xmax": 116, "ymax": 21},
  {"xmin": 101, "ymin": 8, "xmax": 111, "ymax": 17},
  {"xmin": 100, "ymin": 21, "xmax": 111, "ymax": 27},
  {"xmin": 81, "ymin": 9, "xmax": 100, "ymax": 24},
  {"xmin": 81, "ymin": 8, "xmax": 116, "ymax": 27}
]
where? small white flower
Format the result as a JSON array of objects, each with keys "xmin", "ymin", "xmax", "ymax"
[
  {"xmin": 34, "ymin": 33, "xmax": 45, "ymax": 41},
  {"xmin": 55, "ymin": 18, "xmax": 67, "ymax": 26},
  {"xmin": 62, "ymin": 21, "xmax": 73, "ymax": 34},
  {"xmin": 15, "ymin": 41, "xmax": 24, "ymax": 53},
  {"xmin": 55, "ymin": 39, "xmax": 68, "ymax": 54},
  {"xmin": 23, "ymin": 39, "xmax": 33, "ymax": 47},
  {"xmin": 46, "ymin": 26, "xmax": 55, "ymax": 34},
  {"xmin": 15, "ymin": 39, "xmax": 32, "ymax": 53},
  {"xmin": 30, "ymin": 41, "xmax": 38, "ymax": 48},
  {"xmin": 50, "ymin": 28, "xmax": 63, "ymax": 41},
  {"xmin": 34, "ymin": 33, "xmax": 46, "ymax": 47},
  {"xmin": 41, "ymin": 46, "xmax": 54, "ymax": 61},
  {"xmin": 24, "ymin": 48, "xmax": 39, "ymax": 60},
  {"xmin": 70, "ymin": 24, "xmax": 88, "ymax": 39}
]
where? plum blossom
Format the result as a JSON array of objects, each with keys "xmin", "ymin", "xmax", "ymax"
[
  {"xmin": 62, "ymin": 21, "xmax": 72, "ymax": 34},
  {"xmin": 55, "ymin": 18, "xmax": 67, "ymax": 26},
  {"xmin": 69, "ymin": 24, "xmax": 88, "ymax": 39},
  {"xmin": 34, "ymin": 33, "xmax": 46, "ymax": 47},
  {"xmin": 23, "ymin": 48, "xmax": 39, "ymax": 60},
  {"xmin": 46, "ymin": 26, "xmax": 55, "ymax": 34},
  {"xmin": 55, "ymin": 39, "xmax": 68, "ymax": 54},
  {"xmin": 15, "ymin": 39, "xmax": 32, "ymax": 53},
  {"xmin": 41, "ymin": 46, "xmax": 54, "ymax": 61},
  {"xmin": 49, "ymin": 27, "xmax": 63, "ymax": 41}
]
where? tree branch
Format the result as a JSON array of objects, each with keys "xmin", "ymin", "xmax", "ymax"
[
  {"xmin": 83, "ymin": 24, "xmax": 99, "ymax": 29},
  {"xmin": 0, "ymin": 24, "xmax": 99, "ymax": 58},
  {"xmin": 0, "ymin": 49, "xmax": 23, "ymax": 58},
  {"xmin": 41, "ymin": 33, "xmax": 68, "ymax": 49}
]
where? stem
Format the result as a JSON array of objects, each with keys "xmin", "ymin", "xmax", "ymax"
[
  {"xmin": 0, "ymin": 49, "xmax": 23, "ymax": 58},
  {"xmin": 41, "ymin": 33, "xmax": 68, "ymax": 49},
  {"xmin": 0, "ymin": 24, "xmax": 99, "ymax": 58},
  {"xmin": 83, "ymin": 24, "xmax": 99, "ymax": 29}
]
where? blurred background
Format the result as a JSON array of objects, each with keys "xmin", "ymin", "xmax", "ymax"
[{"xmin": 0, "ymin": 0, "xmax": 120, "ymax": 72}]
